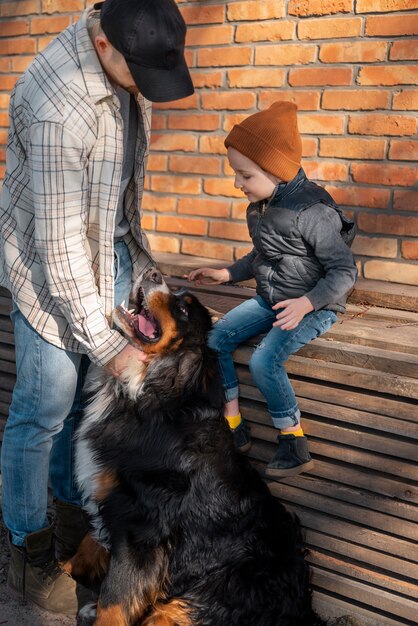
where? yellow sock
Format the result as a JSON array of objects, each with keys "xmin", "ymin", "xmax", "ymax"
[
  {"xmin": 226, "ymin": 413, "xmax": 242, "ymax": 430},
  {"xmin": 280, "ymin": 427, "xmax": 304, "ymax": 437}
]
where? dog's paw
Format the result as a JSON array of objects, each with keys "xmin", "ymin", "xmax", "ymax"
[{"xmin": 77, "ymin": 601, "xmax": 97, "ymax": 625}]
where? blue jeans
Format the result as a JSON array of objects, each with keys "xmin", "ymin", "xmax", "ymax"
[
  {"xmin": 208, "ymin": 295, "xmax": 337, "ymax": 429},
  {"xmin": 1, "ymin": 241, "xmax": 132, "ymax": 546}
]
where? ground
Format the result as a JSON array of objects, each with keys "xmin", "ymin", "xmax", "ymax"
[{"xmin": 0, "ymin": 508, "xmax": 365, "ymax": 626}]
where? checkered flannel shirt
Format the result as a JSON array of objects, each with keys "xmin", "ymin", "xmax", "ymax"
[{"xmin": 0, "ymin": 8, "xmax": 155, "ymax": 366}]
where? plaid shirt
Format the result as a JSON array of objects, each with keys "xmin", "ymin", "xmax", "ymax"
[{"xmin": 0, "ymin": 8, "xmax": 154, "ymax": 366}]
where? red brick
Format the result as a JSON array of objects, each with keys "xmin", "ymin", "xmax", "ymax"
[
  {"xmin": 147, "ymin": 234, "xmax": 180, "ymax": 254},
  {"xmin": 227, "ymin": 1, "xmax": 286, "ymax": 21},
  {"xmin": 365, "ymin": 14, "xmax": 418, "ymax": 36},
  {"xmin": 181, "ymin": 239, "xmax": 234, "ymax": 261},
  {"xmin": 390, "ymin": 40, "xmax": 418, "ymax": 60},
  {"xmin": 0, "ymin": 1, "xmax": 38, "ymax": 17},
  {"xmin": 10, "ymin": 56, "xmax": 34, "ymax": 72},
  {"xmin": 302, "ymin": 138, "xmax": 318, "ymax": 157},
  {"xmin": 141, "ymin": 194, "xmax": 177, "ymax": 213},
  {"xmin": 0, "ymin": 37, "xmax": 36, "ymax": 54},
  {"xmin": 204, "ymin": 179, "xmax": 243, "ymax": 198},
  {"xmin": 325, "ymin": 185, "xmax": 390, "ymax": 209},
  {"xmin": 351, "ymin": 162, "xmax": 416, "ymax": 186},
  {"xmin": 0, "ymin": 111, "xmax": 9, "ymax": 127},
  {"xmin": 298, "ymin": 17, "xmax": 362, "ymax": 39},
  {"xmin": 201, "ymin": 92, "xmax": 256, "ymax": 110},
  {"xmin": 231, "ymin": 200, "xmax": 248, "ymax": 220},
  {"xmin": 179, "ymin": 4, "xmax": 225, "ymax": 25},
  {"xmin": 255, "ymin": 44, "xmax": 316, "ymax": 66},
  {"xmin": 352, "ymin": 236, "xmax": 397, "ymax": 258},
  {"xmin": 151, "ymin": 176, "xmax": 201, "ymax": 195},
  {"xmin": 41, "ymin": 0, "xmax": 84, "ymax": 13},
  {"xmin": 0, "ymin": 94, "xmax": 10, "ymax": 109},
  {"xmin": 0, "ymin": 20, "xmax": 29, "ymax": 37},
  {"xmin": 401, "ymin": 241, "xmax": 418, "ymax": 260},
  {"xmin": 153, "ymin": 94, "xmax": 199, "ymax": 111},
  {"xmin": 259, "ymin": 91, "xmax": 320, "ymax": 110},
  {"xmin": 359, "ymin": 65, "xmax": 418, "ymax": 86},
  {"xmin": 363, "ymin": 260, "xmax": 418, "ymax": 285},
  {"xmin": 389, "ymin": 140, "xmax": 418, "ymax": 161},
  {"xmin": 141, "ymin": 214, "xmax": 155, "ymax": 231},
  {"xmin": 30, "ymin": 15, "xmax": 70, "ymax": 34},
  {"xmin": 357, "ymin": 0, "xmax": 418, "ymax": 13},
  {"xmin": 186, "ymin": 25, "xmax": 232, "ymax": 47},
  {"xmin": 170, "ymin": 155, "xmax": 221, "ymax": 176},
  {"xmin": 235, "ymin": 21, "xmax": 294, "ymax": 43},
  {"xmin": 168, "ymin": 113, "xmax": 220, "ymax": 131},
  {"xmin": 289, "ymin": 67, "xmax": 352, "ymax": 86},
  {"xmin": 37, "ymin": 36, "xmax": 55, "ymax": 52},
  {"xmin": 228, "ymin": 68, "xmax": 285, "ymax": 88},
  {"xmin": 151, "ymin": 114, "xmax": 166, "ymax": 131},
  {"xmin": 320, "ymin": 41, "xmax": 387, "ymax": 63},
  {"xmin": 197, "ymin": 47, "xmax": 252, "ymax": 67},
  {"xmin": 303, "ymin": 161, "xmax": 348, "ymax": 181},
  {"xmin": 289, "ymin": 0, "xmax": 353, "ymax": 15},
  {"xmin": 190, "ymin": 71, "xmax": 222, "ymax": 88},
  {"xmin": 146, "ymin": 154, "xmax": 168, "ymax": 172},
  {"xmin": 394, "ymin": 190, "xmax": 418, "ymax": 211},
  {"xmin": 199, "ymin": 135, "xmax": 227, "ymax": 154},
  {"xmin": 0, "ymin": 75, "xmax": 18, "ymax": 90},
  {"xmin": 322, "ymin": 89, "xmax": 390, "ymax": 110},
  {"xmin": 359, "ymin": 213, "xmax": 418, "ymax": 236},
  {"xmin": 320, "ymin": 138, "xmax": 386, "ymax": 159},
  {"xmin": 0, "ymin": 58, "xmax": 9, "ymax": 72},
  {"xmin": 298, "ymin": 114, "xmax": 345, "ymax": 134},
  {"xmin": 235, "ymin": 244, "xmax": 254, "ymax": 258},
  {"xmin": 392, "ymin": 90, "xmax": 418, "ymax": 110},
  {"xmin": 178, "ymin": 197, "xmax": 230, "ymax": 218},
  {"xmin": 157, "ymin": 215, "xmax": 207, "ymax": 235},
  {"xmin": 209, "ymin": 221, "xmax": 250, "ymax": 242},
  {"xmin": 150, "ymin": 134, "xmax": 197, "ymax": 152},
  {"xmin": 223, "ymin": 114, "xmax": 249, "ymax": 133},
  {"xmin": 0, "ymin": 129, "xmax": 9, "ymax": 144},
  {"xmin": 348, "ymin": 114, "xmax": 416, "ymax": 136}
]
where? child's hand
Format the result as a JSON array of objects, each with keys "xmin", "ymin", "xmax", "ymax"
[
  {"xmin": 185, "ymin": 267, "xmax": 230, "ymax": 285},
  {"xmin": 272, "ymin": 296, "xmax": 314, "ymax": 330}
]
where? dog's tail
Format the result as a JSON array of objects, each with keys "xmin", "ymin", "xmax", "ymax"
[{"xmin": 143, "ymin": 598, "xmax": 193, "ymax": 626}]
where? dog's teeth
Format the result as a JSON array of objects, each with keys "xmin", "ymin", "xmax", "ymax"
[{"xmin": 128, "ymin": 308, "xmax": 135, "ymax": 314}]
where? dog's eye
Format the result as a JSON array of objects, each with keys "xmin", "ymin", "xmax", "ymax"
[{"xmin": 178, "ymin": 302, "xmax": 189, "ymax": 317}]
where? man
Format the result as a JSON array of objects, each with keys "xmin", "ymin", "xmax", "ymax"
[{"xmin": 0, "ymin": 0, "xmax": 193, "ymax": 615}]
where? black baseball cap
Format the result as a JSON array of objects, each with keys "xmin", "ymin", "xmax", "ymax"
[{"xmin": 94, "ymin": 0, "xmax": 194, "ymax": 102}]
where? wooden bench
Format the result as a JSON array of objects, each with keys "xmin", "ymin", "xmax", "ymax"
[{"xmin": 1, "ymin": 253, "xmax": 417, "ymax": 625}]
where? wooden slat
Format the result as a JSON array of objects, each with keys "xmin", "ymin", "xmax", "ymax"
[{"xmin": 313, "ymin": 591, "xmax": 406, "ymax": 626}]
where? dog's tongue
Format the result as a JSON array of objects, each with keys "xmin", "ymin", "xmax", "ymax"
[{"xmin": 137, "ymin": 312, "xmax": 156, "ymax": 338}]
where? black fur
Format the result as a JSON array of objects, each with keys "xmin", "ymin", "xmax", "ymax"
[{"xmin": 79, "ymin": 271, "xmax": 325, "ymax": 626}]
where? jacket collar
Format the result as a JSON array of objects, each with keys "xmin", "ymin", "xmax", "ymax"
[{"xmin": 269, "ymin": 167, "xmax": 306, "ymax": 206}]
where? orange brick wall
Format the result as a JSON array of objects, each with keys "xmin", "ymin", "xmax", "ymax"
[{"xmin": 1, "ymin": 1, "xmax": 417, "ymax": 285}]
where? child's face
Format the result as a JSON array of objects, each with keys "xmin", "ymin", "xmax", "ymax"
[{"xmin": 227, "ymin": 147, "xmax": 280, "ymax": 203}]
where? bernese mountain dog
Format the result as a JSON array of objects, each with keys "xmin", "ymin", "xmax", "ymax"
[{"xmin": 65, "ymin": 268, "xmax": 324, "ymax": 626}]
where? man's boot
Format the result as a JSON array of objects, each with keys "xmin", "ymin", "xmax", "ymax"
[
  {"xmin": 8, "ymin": 524, "xmax": 93, "ymax": 615},
  {"xmin": 265, "ymin": 434, "xmax": 314, "ymax": 478},
  {"xmin": 54, "ymin": 498, "xmax": 91, "ymax": 562}
]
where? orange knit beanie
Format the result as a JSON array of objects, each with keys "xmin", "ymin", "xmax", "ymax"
[{"xmin": 224, "ymin": 101, "xmax": 302, "ymax": 182}]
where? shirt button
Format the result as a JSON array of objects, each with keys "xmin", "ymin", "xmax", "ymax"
[
  {"xmin": 105, "ymin": 276, "xmax": 112, "ymax": 282},
  {"xmin": 104, "ymin": 241, "xmax": 111, "ymax": 247}
]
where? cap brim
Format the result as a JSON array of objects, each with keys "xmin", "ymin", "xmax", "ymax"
[{"xmin": 127, "ymin": 58, "xmax": 194, "ymax": 103}]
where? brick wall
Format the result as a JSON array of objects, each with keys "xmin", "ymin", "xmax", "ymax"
[{"xmin": 0, "ymin": 1, "xmax": 417, "ymax": 285}]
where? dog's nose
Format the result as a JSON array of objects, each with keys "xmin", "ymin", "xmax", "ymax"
[{"xmin": 144, "ymin": 268, "xmax": 163, "ymax": 284}]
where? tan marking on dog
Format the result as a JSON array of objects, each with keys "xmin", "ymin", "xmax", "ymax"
[
  {"xmin": 143, "ymin": 599, "xmax": 193, "ymax": 626},
  {"xmin": 95, "ymin": 603, "xmax": 128, "ymax": 626},
  {"xmin": 62, "ymin": 533, "xmax": 109, "ymax": 582},
  {"xmin": 141, "ymin": 292, "xmax": 183, "ymax": 355},
  {"xmin": 94, "ymin": 469, "xmax": 119, "ymax": 502},
  {"xmin": 127, "ymin": 545, "xmax": 170, "ymax": 623}
]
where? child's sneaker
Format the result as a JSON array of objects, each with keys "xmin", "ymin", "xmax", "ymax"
[
  {"xmin": 265, "ymin": 434, "xmax": 314, "ymax": 478},
  {"xmin": 231, "ymin": 420, "xmax": 251, "ymax": 453}
]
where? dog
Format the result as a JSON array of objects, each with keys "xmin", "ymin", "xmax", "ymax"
[{"xmin": 65, "ymin": 268, "xmax": 325, "ymax": 626}]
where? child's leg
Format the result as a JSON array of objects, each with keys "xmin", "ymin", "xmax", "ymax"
[
  {"xmin": 249, "ymin": 309, "xmax": 338, "ymax": 476},
  {"xmin": 208, "ymin": 296, "xmax": 275, "ymax": 450}
]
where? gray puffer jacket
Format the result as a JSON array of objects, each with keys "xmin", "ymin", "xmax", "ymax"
[{"xmin": 227, "ymin": 168, "xmax": 357, "ymax": 313}]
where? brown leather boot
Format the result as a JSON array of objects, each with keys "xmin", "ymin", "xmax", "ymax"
[
  {"xmin": 54, "ymin": 498, "xmax": 91, "ymax": 562},
  {"xmin": 8, "ymin": 525, "xmax": 94, "ymax": 615}
]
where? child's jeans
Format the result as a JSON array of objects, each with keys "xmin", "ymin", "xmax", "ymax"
[
  {"xmin": 1, "ymin": 241, "xmax": 133, "ymax": 547},
  {"xmin": 208, "ymin": 295, "xmax": 337, "ymax": 429}
]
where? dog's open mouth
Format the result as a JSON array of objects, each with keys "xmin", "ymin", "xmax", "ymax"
[{"xmin": 116, "ymin": 290, "xmax": 161, "ymax": 344}]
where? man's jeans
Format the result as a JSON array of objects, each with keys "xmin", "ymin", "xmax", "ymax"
[
  {"xmin": 1, "ymin": 241, "xmax": 132, "ymax": 546},
  {"xmin": 208, "ymin": 295, "xmax": 337, "ymax": 429}
]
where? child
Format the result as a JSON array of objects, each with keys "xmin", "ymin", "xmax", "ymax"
[{"xmin": 187, "ymin": 101, "xmax": 357, "ymax": 478}]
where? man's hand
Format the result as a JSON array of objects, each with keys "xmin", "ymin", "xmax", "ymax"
[
  {"xmin": 104, "ymin": 344, "xmax": 148, "ymax": 378},
  {"xmin": 185, "ymin": 267, "xmax": 230, "ymax": 285},
  {"xmin": 272, "ymin": 296, "xmax": 314, "ymax": 331}
]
